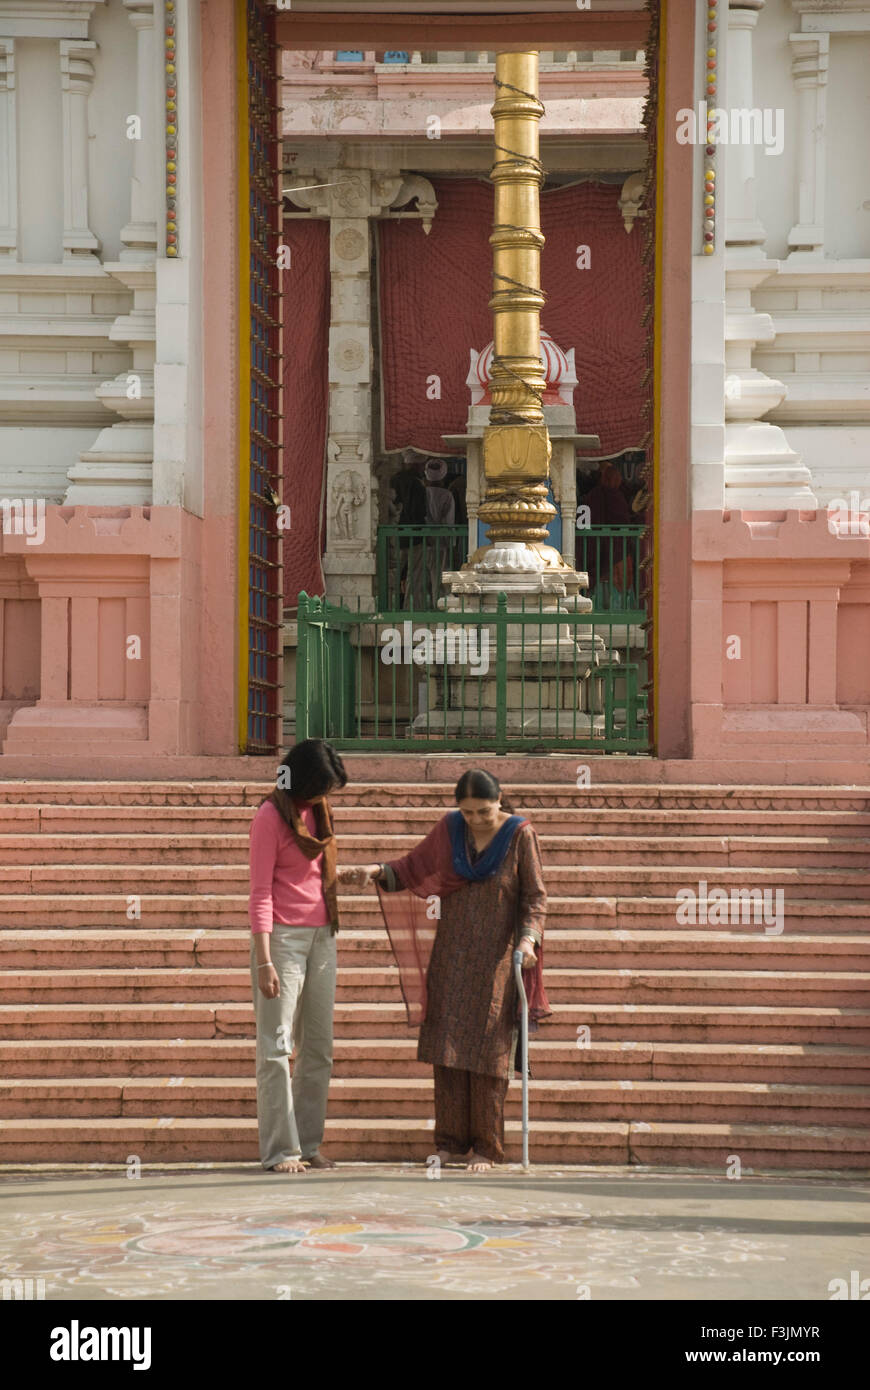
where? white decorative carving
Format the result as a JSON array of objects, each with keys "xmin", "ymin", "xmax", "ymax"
[
  {"xmin": 468, "ymin": 330, "xmax": 577, "ymax": 407},
  {"xmin": 387, "ymin": 174, "xmax": 439, "ymax": 235},
  {"xmin": 475, "ymin": 541, "xmax": 546, "ymax": 574},
  {"xmin": 617, "ymin": 171, "xmax": 646, "ymax": 234},
  {"xmin": 331, "ymin": 469, "xmax": 368, "ymax": 540}
]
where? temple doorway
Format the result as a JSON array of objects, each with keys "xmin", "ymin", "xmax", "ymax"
[{"xmin": 242, "ymin": 3, "xmax": 662, "ymax": 754}]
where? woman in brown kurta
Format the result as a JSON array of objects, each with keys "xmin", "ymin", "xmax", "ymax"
[{"xmin": 356, "ymin": 769, "xmax": 548, "ymax": 1171}]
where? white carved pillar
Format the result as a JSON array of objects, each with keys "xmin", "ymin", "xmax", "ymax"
[
  {"xmin": 286, "ymin": 169, "xmax": 437, "ymax": 602},
  {"xmin": 66, "ymin": 3, "xmax": 158, "ymax": 504},
  {"xmin": 326, "ymin": 203, "xmax": 374, "ymax": 601},
  {"xmin": 120, "ymin": 0, "xmax": 158, "ymax": 259},
  {"xmin": 725, "ymin": 3, "xmax": 765, "ymax": 248},
  {"xmin": 723, "ymin": 0, "xmax": 816, "ymax": 509},
  {"xmin": 787, "ymin": 32, "xmax": 828, "ymax": 257},
  {"xmin": 59, "ymin": 40, "xmax": 100, "ymax": 262},
  {"xmin": 0, "ymin": 40, "xmax": 17, "ymax": 260}
]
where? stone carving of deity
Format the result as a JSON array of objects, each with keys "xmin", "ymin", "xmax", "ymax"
[{"xmin": 332, "ymin": 469, "xmax": 367, "ymax": 540}]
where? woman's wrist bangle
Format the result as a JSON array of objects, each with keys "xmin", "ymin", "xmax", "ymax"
[{"xmin": 257, "ymin": 962, "xmax": 274, "ymax": 970}]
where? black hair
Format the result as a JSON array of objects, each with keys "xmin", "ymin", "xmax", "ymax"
[
  {"xmin": 277, "ymin": 739, "xmax": 347, "ymax": 802},
  {"xmin": 454, "ymin": 768, "xmax": 515, "ymax": 814}
]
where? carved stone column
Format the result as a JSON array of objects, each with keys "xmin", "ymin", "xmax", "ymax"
[
  {"xmin": 66, "ymin": 3, "xmax": 157, "ymax": 504},
  {"xmin": 787, "ymin": 32, "xmax": 828, "ymax": 257},
  {"xmin": 0, "ymin": 40, "xmax": 16, "ymax": 260},
  {"xmin": 286, "ymin": 169, "xmax": 437, "ymax": 602},
  {"xmin": 723, "ymin": 1, "xmax": 816, "ymax": 509},
  {"xmin": 725, "ymin": 3, "xmax": 766, "ymax": 248},
  {"xmin": 60, "ymin": 40, "xmax": 100, "ymax": 262},
  {"xmin": 120, "ymin": 0, "xmax": 158, "ymax": 260}
]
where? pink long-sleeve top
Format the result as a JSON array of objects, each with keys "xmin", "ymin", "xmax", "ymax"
[{"xmin": 248, "ymin": 799, "xmax": 331, "ymax": 934}]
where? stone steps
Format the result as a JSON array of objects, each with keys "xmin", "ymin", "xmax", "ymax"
[
  {"xmin": 2, "ymin": 967, "xmax": 868, "ymax": 1008},
  {"xmin": 1, "ymin": 779, "xmax": 868, "ymax": 1170},
  {"xmin": 0, "ymin": 1115, "xmax": 867, "ymax": 1168},
  {"xmin": 4, "ymin": 928, "xmax": 869, "ymax": 971},
  {"xmin": 5, "ymin": 801, "xmax": 870, "ymax": 835},
  {"xmin": 2, "ymin": 1076, "xmax": 868, "ymax": 1127},
  {"xmin": 3, "ymin": 832, "xmax": 868, "ymax": 870},
  {"xmin": 2, "ymin": 1036, "xmax": 865, "ymax": 1083},
  {"xmin": 3, "ymin": 862, "xmax": 870, "ymax": 895},
  {"xmin": 2, "ymin": 1000, "xmax": 868, "ymax": 1044},
  {"xmin": 1, "ymin": 780, "xmax": 868, "ymax": 811},
  {"xmin": 2, "ymin": 893, "xmax": 865, "ymax": 932}
]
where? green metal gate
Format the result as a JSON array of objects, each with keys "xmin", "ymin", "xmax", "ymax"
[{"xmin": 296, "ymin": 591, "xmax": 649, "ymax": 752}]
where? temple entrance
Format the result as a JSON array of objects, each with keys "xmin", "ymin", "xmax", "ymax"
[{"xmin": 251, "ymin": 4, "xmax": 661, "ymax": 754}]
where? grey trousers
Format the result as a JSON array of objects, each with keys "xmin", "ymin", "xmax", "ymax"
[{"xmin": 249, "ymin": 924, "xmax": 337, "ymax": 1169}]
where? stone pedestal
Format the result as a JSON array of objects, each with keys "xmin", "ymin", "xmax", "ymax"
[{"xmin": 409, "ymin": 557, "xmax": 613, "ymax": 738}]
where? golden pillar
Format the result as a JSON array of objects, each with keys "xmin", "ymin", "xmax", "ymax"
[{"xmin": 477, "ymin": 51, "xmax": 558, "ymax": 566}]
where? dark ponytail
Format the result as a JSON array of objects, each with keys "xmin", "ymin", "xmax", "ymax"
[{"xmin": 454, "ymin": 768, "xmax": 515, "ymax": 813}]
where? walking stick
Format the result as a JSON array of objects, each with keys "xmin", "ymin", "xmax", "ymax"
[{"xmin": 513, "ymin": 948, "xmax": 530, "ymax": 1172}]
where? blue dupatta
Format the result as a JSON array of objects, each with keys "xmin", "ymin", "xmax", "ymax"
[{"xmin": 447, "ymin": 809, "xmax": 526, "ymax": 880}]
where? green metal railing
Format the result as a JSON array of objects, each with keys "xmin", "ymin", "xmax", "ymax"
[
  {"xmin": 576, "ymin": 524, "xmax": 644, "ymax": 611},
  {"xmin": 296, "ymin": 590, "xmax": 650, "ymax": 752},
  {"xmin": 376, "ymin": 525, "xmax": 468, "ymax": 610}
]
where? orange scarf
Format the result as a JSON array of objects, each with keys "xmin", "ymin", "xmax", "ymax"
[{"xmin": 266, "ymin": 790, "xmax": 339, "ymax": 931}]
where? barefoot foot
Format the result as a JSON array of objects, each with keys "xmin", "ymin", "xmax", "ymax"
[
  {"xmin": 466, "ymin": 1152, "xmax": 493, "ymax": 1173},
  {"xmin": 268, "ymin": 1159, "xmax": 306, "ymax": 1174},
  {"xmin": 302, "ymin": 1151, "xmax": 336, "ymax": 1170}
]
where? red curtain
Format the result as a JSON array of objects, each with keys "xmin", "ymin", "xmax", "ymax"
[
  {"xmin": 540, "ymin": 182, "xmax": 647, "ymax": 453},
  {"xmin": 378, "ymin": 179, "xmax": 492, "ymax": 456},
  {"xmin": 378, "ymin": 178, "xmax": 648, "ymax": 458},
  {"xmin": 282, "ymin": 220, "xmax": 330, "ymax": 604}
]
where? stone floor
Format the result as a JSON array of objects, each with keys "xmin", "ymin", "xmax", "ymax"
[{"xmin": 1, "ymin": 1164, "xmax": 868, "ymax": 1301}]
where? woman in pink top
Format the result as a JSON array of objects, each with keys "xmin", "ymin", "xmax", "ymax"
[{"xmin": 249, "ymin": 739, "xmax": 356, "ymax": 1174}]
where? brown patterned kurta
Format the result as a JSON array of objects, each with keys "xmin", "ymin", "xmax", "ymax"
[{"xmin": 388, "ymin": 822, "xmax": 547, "ymax": 1080}]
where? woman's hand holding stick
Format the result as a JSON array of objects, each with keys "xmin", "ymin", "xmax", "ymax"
[{"xmin": 519, "ymin": 935, "xmax": 537, "ymax": 970}]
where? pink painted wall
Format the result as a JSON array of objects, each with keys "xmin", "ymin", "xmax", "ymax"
[
  {"xmin": 0, "ymin": 507, "xmax": 204, "ymax": 756},
  {"xmin": 691, "ymin": 511, "xmax": 870, "ymax": 764}
]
